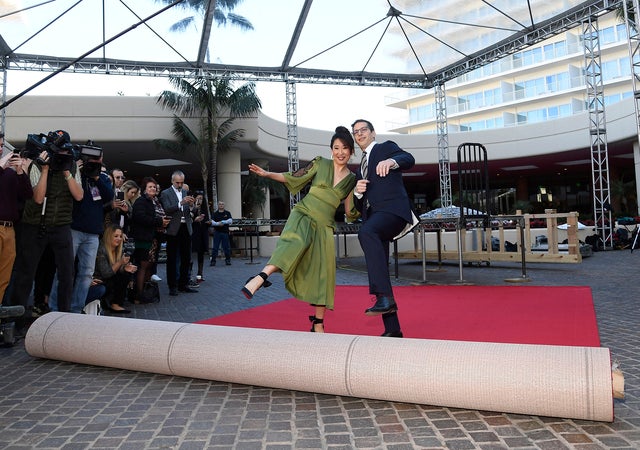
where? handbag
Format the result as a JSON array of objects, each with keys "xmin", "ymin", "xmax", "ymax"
[{"xmin": 140, "ymin": 281, "xmax": 160, "ymax": 304}]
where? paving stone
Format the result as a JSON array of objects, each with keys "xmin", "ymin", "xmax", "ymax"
[{"xmin": 1, "ymin": 251, "xmax": 639, "ymax": 449}]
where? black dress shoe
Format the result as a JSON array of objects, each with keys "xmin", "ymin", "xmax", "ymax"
[
  {"xmin": 169, "ymin": 288, "xmax": 178, "ymax": 296},
  {"xmin": 381, "ymin": 331, "xmax": 403, "ymax": 338},
  {"xmin": 178, "ymin": 287, "xmax": 197, "ymax": 293},
  {"xmin": 365, "ymin": 296, "xmax": 398, "ymax": 316}
]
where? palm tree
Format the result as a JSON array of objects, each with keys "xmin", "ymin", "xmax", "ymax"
[
  {"xmin": 156, "ymin": 0, "xmax": 253, "ymax": 34},
  {"xmin": 241, "ymin": 170, "xmax": 287, "ymax": 217},
  {"xmin": 156, "ymin": 75, "xmax": 261, "ymax": 208},
  {"xmin": 615, "ymin": 1, "xmax": 637, "ymax": 32}
]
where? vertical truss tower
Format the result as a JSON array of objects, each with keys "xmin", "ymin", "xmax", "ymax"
[
  {"xmin": 286, "ymin": 79, "xmax": 300, "ymax": 209},
  {"xmin": 435, "ymin": 82, "xmax": 452, "ymax": 210},
  {"xmin": 582, "ymin": 14, "xmax": 613, "ymax": 248}
]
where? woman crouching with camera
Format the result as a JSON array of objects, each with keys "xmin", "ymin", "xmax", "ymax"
[{"xmin": 93, "ymin": 224, "xmax": 137, "ymax": 314}]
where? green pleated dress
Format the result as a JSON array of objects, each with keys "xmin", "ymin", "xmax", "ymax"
[{"xmin": 268, "ymin": 156, "xmax": 356, "ymax": 309}]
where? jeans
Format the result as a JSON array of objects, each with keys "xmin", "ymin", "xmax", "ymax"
[
  {"xmin": 49, "ymin": 230, "xmax": 99, "ymax": 313},
  {"xmin": 211, "ymin": 232, "xmax": 231, "ymax": 262}
]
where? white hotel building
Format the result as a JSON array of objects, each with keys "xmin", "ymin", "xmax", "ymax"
[{"xmin": 383, "ymin": 4, "xmax": 636, "ymax": 219}]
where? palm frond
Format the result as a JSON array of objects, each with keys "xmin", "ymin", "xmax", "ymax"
[
  {"xmin": 229, "ymin": 83, "xmax": 262, "ymax": 117},
  {"xmin": 153, "ymin": 138, "xmax": 186, "ymax": 154},
  {"xmin": 170, "ymin": 116, "xmax": 199, "ymax": 146},
  {"xmin": 217, "ymin": 128, "xmax": 244, "ymax": 152},
  {"xmin": 225, "ymin": 13, "xmax": 253, "ymax": 31},
  {"xmin": 169, "ymin": 16, "xmax": 195, "ymax": 33}
]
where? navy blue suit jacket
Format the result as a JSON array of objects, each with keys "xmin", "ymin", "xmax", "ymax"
[{"xmin": 355, "ymin": 140, "xmax": 415, "ymax": 223}]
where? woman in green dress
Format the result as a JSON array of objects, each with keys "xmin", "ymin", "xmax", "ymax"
[{"xmin": 241, "ymin": 126, "xmax": 357, "ymax": 333}]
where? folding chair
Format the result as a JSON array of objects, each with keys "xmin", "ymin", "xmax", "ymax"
[{"xmin": 456, "ymin": 143, "xmax": 491, "ymax": 282}]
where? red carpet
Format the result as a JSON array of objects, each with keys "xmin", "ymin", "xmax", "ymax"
[{"xmin": 197, "ymin": 285, "xmax": 600, "ymax": 346}]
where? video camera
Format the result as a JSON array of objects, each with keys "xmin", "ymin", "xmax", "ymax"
[
  {"xmin": 74, "ymin": 141, "xmax": 103, "ymax": 178},
  {"xmin": 24, "ymin": 131, "xmax": 103, "ymax": 176},
  {"xmin": 25, "ymin": 130, "xmax": 75, "ymax": 172}
]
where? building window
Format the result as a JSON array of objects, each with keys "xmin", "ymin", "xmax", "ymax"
[
  {"xmin": 600, "ymin": 25, "xmax": 616, "ymax": 45},
  {"xmin": 459, "ymin": 116, "xmax": 503, "ymax": 131},
  {"xmin": 617, "ymin": 23, "xmax": 628, "ymax": 41},
  {"xmin": 409, "ymin": 104, "xmax": 435, "ymax": 123}
]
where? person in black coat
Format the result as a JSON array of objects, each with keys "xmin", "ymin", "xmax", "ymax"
[
  {"xmin": 190, "ymin": 192, "xmax": 211, "ymax": 281},
  {"xmin": 351, "ymin": 119, "xmax": 416, "ymax": 338},
  {"xmin": 129, "ymin": 177, "xmax": 170, "ymax": 302}
]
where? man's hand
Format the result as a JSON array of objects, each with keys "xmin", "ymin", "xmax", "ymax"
[
  {"xmin": 38, "ymin": 151, "xmax": 50, "ymax": 170},
  {"xmin": 354, "ymin": 179, "xmax": 369, "ymax": 195},
  {"xmin": 375, "ymin": 159, "xmax": 396, "ymax": 177},
  {"xmin": 8, "ymin": 154, "xmax": 24, "ymax": 174}
]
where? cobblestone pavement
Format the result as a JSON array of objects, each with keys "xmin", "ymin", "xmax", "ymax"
[{"xmin": 1, "ymin": 249, "xmax": 639, "ymax": 449}]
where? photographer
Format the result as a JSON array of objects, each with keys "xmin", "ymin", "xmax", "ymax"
[
  {"xmin": 7, "ymin": 130, "xmax": 83, "ymax": 332},
  {"xmin": 0, "ymin": 133, "xmax": 34, "ymax": 310},
  {"xmin": 48, "ymin": 141, "xmax": 113, "ymax": 314}
]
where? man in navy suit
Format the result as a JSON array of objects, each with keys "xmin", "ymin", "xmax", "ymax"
[
  {"xmin": 160, "ymin": 171, "xmax": 196, "ymax": 296},
  {"xmin": 352, "ymin": 119, "xmax": 416, "ymax": 338}
]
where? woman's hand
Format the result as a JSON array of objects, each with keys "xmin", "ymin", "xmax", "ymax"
[
  {"xmin": 124, "ymin": 263, "xmax": 137, "ymax": 274},
  {"xmin": 248, "ymin": 163, "xmax": 267, "ymax": 177}
]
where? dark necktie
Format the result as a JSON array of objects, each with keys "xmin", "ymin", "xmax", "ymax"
[
  {"xmin": 360, "ymin": 151, "xmax": 368, "ymax": 179},
  {"xmin": 360, "ymin": 151, "xmax": 369, "ymax": 210}
]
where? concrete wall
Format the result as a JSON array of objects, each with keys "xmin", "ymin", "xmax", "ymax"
[{"xmin": 5, "ymin": 95, "xmax": 637, "ymax": 166}]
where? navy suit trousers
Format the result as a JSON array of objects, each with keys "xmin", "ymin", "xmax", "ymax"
[{"xmin": 358, "ymin": 211, "xmax": 407, "ymax": 296}]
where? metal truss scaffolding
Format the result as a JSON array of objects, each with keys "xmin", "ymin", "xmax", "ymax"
[
  {"xmin": 0, "ymin": 2, "xmax": 618, "ymax": 95},
  {"xmin": 286, "ymin": 79, "xmax": 300, "ymax": 209},
  {"xmin": 582, "ymin": 15, "xmax": 613, "ymax": 248},
  {"xmin": 623, "ymin": 0, "xmax": 640, "ymax": 211},
  {"xmin": 434, "ymin": 83, "xmax": 452, "ymax": 210}
]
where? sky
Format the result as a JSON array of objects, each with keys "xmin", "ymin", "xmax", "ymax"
[{"xmin": 1, "ymin": 0, "xmax": 410, "ymax": 133}]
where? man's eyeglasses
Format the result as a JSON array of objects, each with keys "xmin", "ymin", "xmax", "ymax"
[
  {"xmin": 352, "ymin": 127, "xmax": 369, "ymax": 136},
  {"xmin": 114, "ymin": 176, "xmax": 125, "ymax": 179}
]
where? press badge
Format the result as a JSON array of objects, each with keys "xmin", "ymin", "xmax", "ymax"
[{"xmin": 91, "ymin": 185, "xmax": 102, "ymax": 201}]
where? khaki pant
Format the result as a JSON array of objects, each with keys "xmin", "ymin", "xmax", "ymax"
[{"xmin": 0, "ymin": 225, "xmax": 16, "ymax": 303}]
